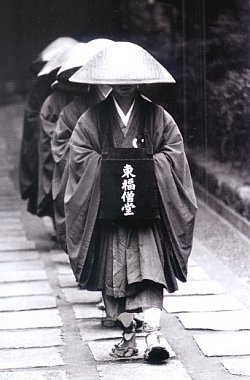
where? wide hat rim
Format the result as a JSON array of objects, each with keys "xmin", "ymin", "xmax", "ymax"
[
  {"xmin": 57, "ymin": 38, "xmax": 114, "ymax": 77},
  {"xmin": 39, "ymin": 37, "xmax": 77, "ymax": 62},
  {"xmin": 69, "ymin": 41, "xmax": 176, "ymax": 85},
  {"xmin": 38, "ymin": 40, "xmax": 78, "ymax": 77}
]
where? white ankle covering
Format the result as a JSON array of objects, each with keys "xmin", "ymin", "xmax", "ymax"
[{"xmin": 143, "ymin": 307, "xmax": 161, "ymax": 329}]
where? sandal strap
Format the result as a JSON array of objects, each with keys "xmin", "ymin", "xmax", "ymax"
[
  {"xmin": 117, "ymin": 319, "xmax": 136, "ymax": 334},
  {"xmin": 143, "ymin": 322, "xmax": 161, "ymax": 333},
  {"xmin": 111, "ymin": 346, "xmax": 138, "ymax": 358},
  {"xmin": 116, "ymin": 331, "xmax": 135, "ymax": 346}
]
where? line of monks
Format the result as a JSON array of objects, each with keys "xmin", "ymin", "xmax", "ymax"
[
  {"xmin": 19, "ymin": 37, "xmax": 113, "ymax": 247},
  {"xmin": 19, "ymin": 37, "xmax": 197, "ymax": 362}
]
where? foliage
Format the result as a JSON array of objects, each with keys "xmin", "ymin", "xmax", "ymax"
[
  {"xmin": 117, "ymin": 0, "xmax": 250, "ymax": 168},
  {"xmin": 206, "ymin": 10, "xmax": 249, "ymax": 80},
  {"xmin": 207, "ymin": 69, "xmax": 250, "ymax": 167}
]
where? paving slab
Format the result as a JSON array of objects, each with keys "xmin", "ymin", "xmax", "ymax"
[
  {"xmin": 0, "ymin": 191, "xmax": 15, "ymax": 197},
  {"xmin": 0, "ymin": 220, "xmax": 22, "ymax": 227},
  {"xmin": 0, "ymin": 347, "xmax": 64, "ymax": 369},
  {"xmin": 177, "ymin": 310, "xmax": 250, "ymax": 330},
  {"xmin": 0, "ymin": 309, "xmax": 62, "ymax": 329},
  {"xmin": 0, "ymin": 251, "xmax": 39, "ymax": 262},
  {"xmin": 79, "ymin": 320, "xmax": 124, "ymax": 341},
  {"xmin": 0, "ymin": 295, "xmax": 57, "ymax": 311},
  {"xmin": 50, "ymin": 252, "xmax": 70, "ymax": 264},
  {"xmin": 0, "ymin": 328, "xmax": 64, "ymax": 349},
  {"xmin": 0, "ymin": 241, "xmax": 36, "ymax": 251},
  {"xmin": 62, "ymin": 288, "xmax": 102, "ymax": 304},
  {"xmin": 0, "ymin": 230, "xmax": 25, "ymax": 237},
  {"xmin": 0, "ymin": 205, "xmax": 20, "ymax": 212},
  {"xmin": 0, "ymin": 211, "xmax": 21, "ymax": 218},
  {"xmin": 0, "ymin": 270, "xmax": 47, "ymax": 283},
  {"xmin": 0, "ymin": 370, "xmax": 68, "ymax": 380},
  {"xmin": 73, "ymin": 304, "xmax": 103, "ymax": 319},
  {"xmin": 0, "ymin": 260, "xmax": 44, "ymax": 271},
  {"xmin": 97, "ymin": 360, "xmax": 191, "ymax": 380},
  {"xmin": 194, "ymin": 331, "xmax": 250, "ymax": 356},
  {"xmin": 221, "ymin": 358, "xmax": 250, "ymax": 377},
  {"xmin": 0, "ymin": 193, "xmax": 18, "ymax": 199},
  {"xmin": 0, "ymin": 200, "xmax": 21, "ymax": 206},
  {"xmin": 0, "ymin": 217, "xmax": 23, "ymax": 223},
  {"xmin": 58, "ymin": 274, "xmax": 77, "ymax": 288},
  {"xmin": 0, "ymin": 238, "xmax": 28, "ymax": 244},
  {"xmin": 187, "ymin": 258, "xmax": 197, "ymax": 266},
  {"xmin": 164, "ymin": 294, "xmax": 243, "ymax": 313},
  {"xmin": 55, "ymin": 264, "xmax": 72, "ymax": 274},
  {"xmin": 0, "ymin": 205, "xmax": 20, "ymax": 211},
  {"xmin": 0, "ymin": 224, "xmax": 24, "ymax": 231},
  {"xmin": 171, "ymin": 280, "xmax": 226, "ymax": 296},
  {"xmin": 0, "ymin": 281, "xmax": 52, "ymax": 297},
  {"xmin": 187, "ymin": 266, "xmax": 209, "ymax": 281},
  {"xmin": 79, "ymin": 320, "xmax": 145, "ymax": 342},
  {"xmin": 88, "ymin": 336, "xmax": 175, "ymax": 362},
  {"xmin": 0, "ymin": 184, "xmax": 15, "ymax": 196}
]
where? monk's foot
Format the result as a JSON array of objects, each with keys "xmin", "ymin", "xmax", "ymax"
[
  {"xmin": 110, "ymin": 321, "xmax": 138, "ymax": 358},
  {"xmin": 144, "ymin": 330, "xmax": 169, "ymax": 362}
]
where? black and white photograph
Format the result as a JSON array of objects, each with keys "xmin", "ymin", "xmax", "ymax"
[{"xmin": 0, "ymin": 1, "xmax": 249, "ymax": 379}]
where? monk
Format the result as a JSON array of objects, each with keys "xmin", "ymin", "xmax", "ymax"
[
  {"xmin": 19, "ymin": 37, "xmax": 77, "ymax": 215},
  {"xmin": 51, "ymin": 85, "xmax": 109, "ymax": 250},
  {"xmin": 65, "ymin": 84, "xmax": 197, "ymax": 362},
  {"xmin": 36, "ymin": 89, "xmax": 73, "ymax": 220},
  {"xmin": 19, "ymin": 75, "xmax": 52, "ymax": 215}
]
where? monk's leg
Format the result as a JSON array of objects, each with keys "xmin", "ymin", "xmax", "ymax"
[
  {"xmin": 103, "ymin": 295, "xmax": 138, "ymax": 358},
  {"xmin": 143, "ymin": 306, "xmax": 169, "ymax": 362}
]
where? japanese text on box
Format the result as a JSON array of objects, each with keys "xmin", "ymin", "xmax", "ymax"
[{"xmin": 121, "ymin": 164, "xmax": 136, "ymax": 216}]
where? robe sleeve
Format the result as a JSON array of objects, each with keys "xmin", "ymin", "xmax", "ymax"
[
  {"xmin": 52, "ymin": 101, "xmax": 80, "ymax": 164},
  {"xmin": 37, "ymin": 92, "xmax": 71, "ymax": 216},
  {"xmin": 51, "ymin": 101, "xmax": 80, "ymax": 200},
  {"xmin": 153, "ymin": 108, "xmax": 197, "ymax": 281},
  {"xmin": 51, "ymin": 99, "xmax": 88, "ymax": 251},
  {"xmin": 64, "ymin": 110, "xmax": 102, "ymax": 279},
  {"xmin": 19, "ymin": 78, "xmax": 51, "ymax": 202}
]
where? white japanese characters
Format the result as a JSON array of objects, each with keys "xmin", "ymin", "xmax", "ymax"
[{"xmin": 121, "ymin": 164, "xmax": 136, "ymax": 216}]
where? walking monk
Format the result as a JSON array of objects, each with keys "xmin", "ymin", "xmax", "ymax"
[{"xmin": 65, "ymin": 42, "xmax": 197, "ymax": 362}]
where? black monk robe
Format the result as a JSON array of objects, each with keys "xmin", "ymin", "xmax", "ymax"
[
  {"xmin": 19, "ymin": 77, "xmax": 52, "ymax": 214},
  {"xmin": 51, "ymin": 88, "xmax": 105, "ymax": 250},
  {"xmin": 65, "ymin": 93, "xmax": 197, "ymax": 294},
  {"xmin": 37, "ymin": 91, "xmax": 73, "ymax": 217}
]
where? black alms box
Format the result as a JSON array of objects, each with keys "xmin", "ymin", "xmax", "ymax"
[{"xmin": 99, "ymin": 148, "xmax": 158, "ymax": 221}]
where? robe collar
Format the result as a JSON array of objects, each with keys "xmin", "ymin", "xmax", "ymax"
[{"xmin": 112, "ymin": 95, "xmax": 135, "ymax": 127}]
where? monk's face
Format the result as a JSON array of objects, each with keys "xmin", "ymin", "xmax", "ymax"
[{"xmin": 112, "ymin": 85, "xmax": 137, "ymax": 99}]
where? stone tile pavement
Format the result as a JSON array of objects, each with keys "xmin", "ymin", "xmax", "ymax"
[{"xmin": 0, "ymin": 103, "xmax": 250, "ymax": 379}]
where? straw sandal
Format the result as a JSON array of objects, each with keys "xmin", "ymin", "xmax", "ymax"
[
  {"xmin": 110, "ymin": 321, "xmax": 138, "ymax": 358},
  {"xmin": 144, "ymin": 325, "xmax": 169, "ymax": 362}
]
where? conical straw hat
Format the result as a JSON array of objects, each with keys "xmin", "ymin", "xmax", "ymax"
[
  {"xmin": 51, "ymin": 80, "xmax": 87, "ymax": 94},
  {"xmin": 57, "ymin": 39, "xmax": 114, "ymax": 82},
  {"xmin": 38, "ymin": 40, "xmax": 79, "ymax": 77},
  {"xmin": 31, "ymin": 37, "xmax": 77, "ymax": 75},
  {"xmin": 38, "ymin": 37, "xmax": 78, "ymax": 62},
  {"xmin": 70, "ymin": 41, "xmax": 175, "ymax": 85}
]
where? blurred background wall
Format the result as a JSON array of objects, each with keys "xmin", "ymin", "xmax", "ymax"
[{"xmin": 0, "ymin": 0, "xmax": 249, "ymax": 163}]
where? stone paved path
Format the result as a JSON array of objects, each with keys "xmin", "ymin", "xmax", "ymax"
[{"xmin": 0, "ymin": 103, "xmax": 250, "ymax": 379}]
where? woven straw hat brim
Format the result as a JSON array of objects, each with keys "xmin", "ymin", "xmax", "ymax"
[
  {"xmin": 39, "ymin": 37, "xmax": 77, "ymax": 62},
  {"xmin": 57, "ymin": 67, "xmax": 80, "ymax": 83},
  {"xmin": 70, "ymin": 42, "xmax": 175, "ymax": 85},
  {"xmin": 38, "ymin": 41, "xmax": 78, "ymax": 77},
  {"xmin": 51, "ymin": 80, "xmax": 88, "ymax": 94},
  {"xmin": 57, "ymin": 38, "xmax": 114, "ymax": 77}
]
